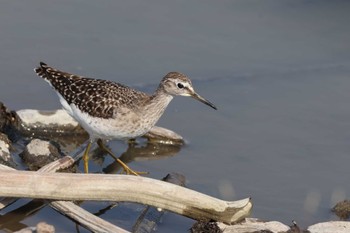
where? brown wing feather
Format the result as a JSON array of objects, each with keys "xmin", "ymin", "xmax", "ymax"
[{"xmin": 35, "ymin": 62, "xmax": 149, "ymax": 119}]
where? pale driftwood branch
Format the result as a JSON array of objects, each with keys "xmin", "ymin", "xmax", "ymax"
[
  {"xmin": 0, "ymin": 158, "xmax": 131, "ymax": 233},
  {"xmin": 49, "ymin": 201, "xmax": 129, "ymax": 233},
  {"xmin": 0, "ymin": 164, "xmax": 19, "ymax": 209},
  {"xmin": 37, "ymin": 156, "xmax": 75, "ymax": 173},
  {"xmin": 132, "ymin": 173, "xmax": 186, "ymax": 233},
  {"xmin": 0, "ymin": 170, "xmax": 251, "ymax": 224},
  {"xmin": 0, "ymin": 156, "xmax": 74, "ymax": 210}
]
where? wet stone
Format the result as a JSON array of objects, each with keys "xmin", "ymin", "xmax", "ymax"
[
  {"xmin": 0, "ymin": 132, "xmax": 15, "ymax": 167},
  {"xmin": 332, "ymin": 200, "xmax": 350, "ymax": 220},
  {"xmin": 20, "ymin": 139, "xmax": 63, "ymax": 171},
  {"xmin": 36, "ymin": 221, "xmax": 55, "ymax": 233},
  {"xmin": 0, "ymin": 101, "xmax": 18, "ymax": 133},
  {"xmin": 217, "ymin": 218, "xmax": 290, "ymax": 233},
  {"xmin": 307, "ymin": 221, "xmax": 350, "ymax": 233},
  {"xmin": 16, "ymin": 109, "xmax": 86, "ymax": 136},
  {"xmin": 144, "ymin": 126, "xmax": 184, "ymax": 145},
  {"xmin": 190, "ymin": 220, "xmax": 222, "ymax": 233}
]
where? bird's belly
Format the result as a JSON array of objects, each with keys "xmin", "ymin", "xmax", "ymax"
[{"xmin": 70, "ymin": 104, "xmax": 151, "ymax": 140}]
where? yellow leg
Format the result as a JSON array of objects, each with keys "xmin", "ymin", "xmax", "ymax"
[
  {"xmin": 83, "ymin": 142, "xmax": 92, "ymax": 173},
  {"xmin": 97, "ymin": 139, "xmax": 147, "ymax": 176}
]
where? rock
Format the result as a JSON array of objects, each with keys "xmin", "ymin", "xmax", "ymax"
[
  {"xmin": 0, "ymin": 132, "xmax": 15, "ymax": 167},
  {"xmin": 19, "ymin": 139, "xmax": 63, "ymax": 170},
  {"xmin": 144, "ymin": 126, "xmax": 184, "ymax": 145},
  {"xmin": 0, "ymin": 101, "xmax": 18, "ymax": 133},
  {"xmin": 191, "ymin": 220, "xmax": 222, "ymax": 233},
  {"xmin": 332, "ymin": 200, "xmax": 350, "ymax": 220},
  {"xmin": 218, "ymin": 218, "xmax": 290, "ymax": 233},
  {"xmin": 218, "ymin": 219, "xmax": 350, "ymax": 233},
  {"xmin": 16, "ymin": 109, "xmax": 86, "ymax": 136},
  {"xmin": 307, "ymin": 221, "xmax": 350, "ymax": 233},
  {"xmin": 36, "ymin": 222, "xmax": 55, "ymax": 233}
]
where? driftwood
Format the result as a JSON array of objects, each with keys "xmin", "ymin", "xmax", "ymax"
[
  {"xmin": 0, "ymin": 130, "xmax": 252, "ymax": 232},
  {"xmin": 0, "ymin": 157, "xmax": 130, "ymax": 233},
  {"xmin": 8, "ymin": 109, "xmax": 253, "ymax": 227},
  {"xmin": 0, "ymin": 166, "xmax": 252, "ymax": 224},
  {"xmin": 132, "ymin": 173, "xmax": 186, "ymax": 233}
]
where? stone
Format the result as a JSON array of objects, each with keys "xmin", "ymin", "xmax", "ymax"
[
  {"xmin": 307, "ymin": 221, "xmax": 350, "ymax": 233},
  {"xmin": 0, "ymin": 132, "xmax": 15, "ymax": 167},
  {"xmin": 36, "ymin": 222, "xmax": 55, "ymax": 233},
  {"xmin": 20, "ymin": 139, "xmax": 62, "ymax": 170},
  {"xmin": 0, "ymin": 101, "xmax": 18, "ymax": 134},
  {"xmin": 332, "ymin": 200, "xmax": 350, "ymax": 220}
]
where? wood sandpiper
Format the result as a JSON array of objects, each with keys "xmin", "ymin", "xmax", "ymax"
[{"xmin": 35, "ymin": 62, "xmax": 217, "ymax": 175}]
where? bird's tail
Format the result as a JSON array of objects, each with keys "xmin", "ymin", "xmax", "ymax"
[{"xmin": 34, "ymin": 62, "xmax": 51, "ymax": 80}]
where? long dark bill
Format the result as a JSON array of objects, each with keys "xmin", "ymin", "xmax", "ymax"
[{"xmin": 191, "ymin": 92, "xmax": 217, "ymax": 110}]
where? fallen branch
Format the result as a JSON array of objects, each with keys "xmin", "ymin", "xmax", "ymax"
[
  {"xmin": 0, "ymin": 158, "xmax": 130, "ymax": 233},
  {"xmin": 49, "ymin": 201, "xmax": 129, "ymax": 233},
  {"xmin": 132, "ymin": 173, "xmax": 186, "ymax": 233},
  {"xmin": 0, "ymin": 169, "xmax": 251, "ymax": 224}
]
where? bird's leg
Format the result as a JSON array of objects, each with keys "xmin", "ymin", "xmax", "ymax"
[
  {"xmin": 128, "ymin": 138, "xmax": 136, "ymax": 144},
  {"xmin": 83, "ymin": 142, "xmax": 92, "ymax": 173},
  {"xmin": 96, "ymin": 139, "xmax": 147, "ymax": 176}
]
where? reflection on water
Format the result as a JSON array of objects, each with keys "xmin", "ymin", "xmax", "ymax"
[
  {"xmin": 25, "ymin": 131, "xmax": 183, "ymax": 174},
  {"xmin": 103, "ymin": 142, "xmax": 182, "ymax": 174},
  {"xmin": 0, "ymin": 200, "xmax": 46, "ymax": 232}
]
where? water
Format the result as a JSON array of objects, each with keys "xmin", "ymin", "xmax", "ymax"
[{"xmin": 1, "ymin": 0, "xmax": 350, "ymax": 232}]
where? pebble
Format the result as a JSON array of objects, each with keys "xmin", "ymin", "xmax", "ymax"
[{"xmin": 19, "ymin": 139, "xmax": 62, "ymax": 170}]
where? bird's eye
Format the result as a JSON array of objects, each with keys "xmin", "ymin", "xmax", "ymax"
[{"xmin": 177, "ymin": 83, "xmax": 184, "ymax": 89}]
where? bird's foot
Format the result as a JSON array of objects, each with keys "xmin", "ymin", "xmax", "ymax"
[{"xmin": 118, "ymin": 161, "xmax": 148, "ymax": 176}]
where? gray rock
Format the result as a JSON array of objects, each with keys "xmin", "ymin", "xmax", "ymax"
[
  {"xmin": 307, "ymin": 221, "xmax": 350, "ymax": 233},
  {"xmin": 16, "ymin": 109, "xmax": 86, "ymax": 136},
  {"xmin": 36, "ymin": 221, "xmax": 55, "ymax": 233},
  {"xmin": 20, "ymin": 139, "xmax": 62, "ymax": 170},
  {"xmin": 0, "ymin": 102, "xmax": 16, "ymax": 132},
  {"xmin": 0, "ymin": 132, "xmax": 15, "ymax": 167}
]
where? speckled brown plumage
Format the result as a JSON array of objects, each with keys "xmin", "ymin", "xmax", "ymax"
[
  {"xmin": 35, "ymin": 62, "xmax": 216, "ymax": 139},
  {"xmin": 35, "ymin": 62, "xmax": 216, "ymax": 174},
  {"xmin": 35, "ymin": 62, "xmax": 149, "ymax": 119}
]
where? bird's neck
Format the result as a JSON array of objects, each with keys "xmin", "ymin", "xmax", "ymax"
[{"xmin": 141, "ymin": 88, "xmax": 173, "ymax": 124}]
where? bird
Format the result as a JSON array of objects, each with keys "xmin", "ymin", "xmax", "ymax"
[{"xmin": 35, "ymin": 62, "xmax": 217, "ymax": 175}]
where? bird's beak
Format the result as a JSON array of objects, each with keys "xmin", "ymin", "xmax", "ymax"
[{"xmin": 191, "ymin": 92, "xmax": 217, "ymax": 110}]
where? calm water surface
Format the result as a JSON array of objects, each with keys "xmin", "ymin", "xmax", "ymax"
[{"xmin": 1, "ymin": 0, "xmax": 350, "ymax": 232}]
